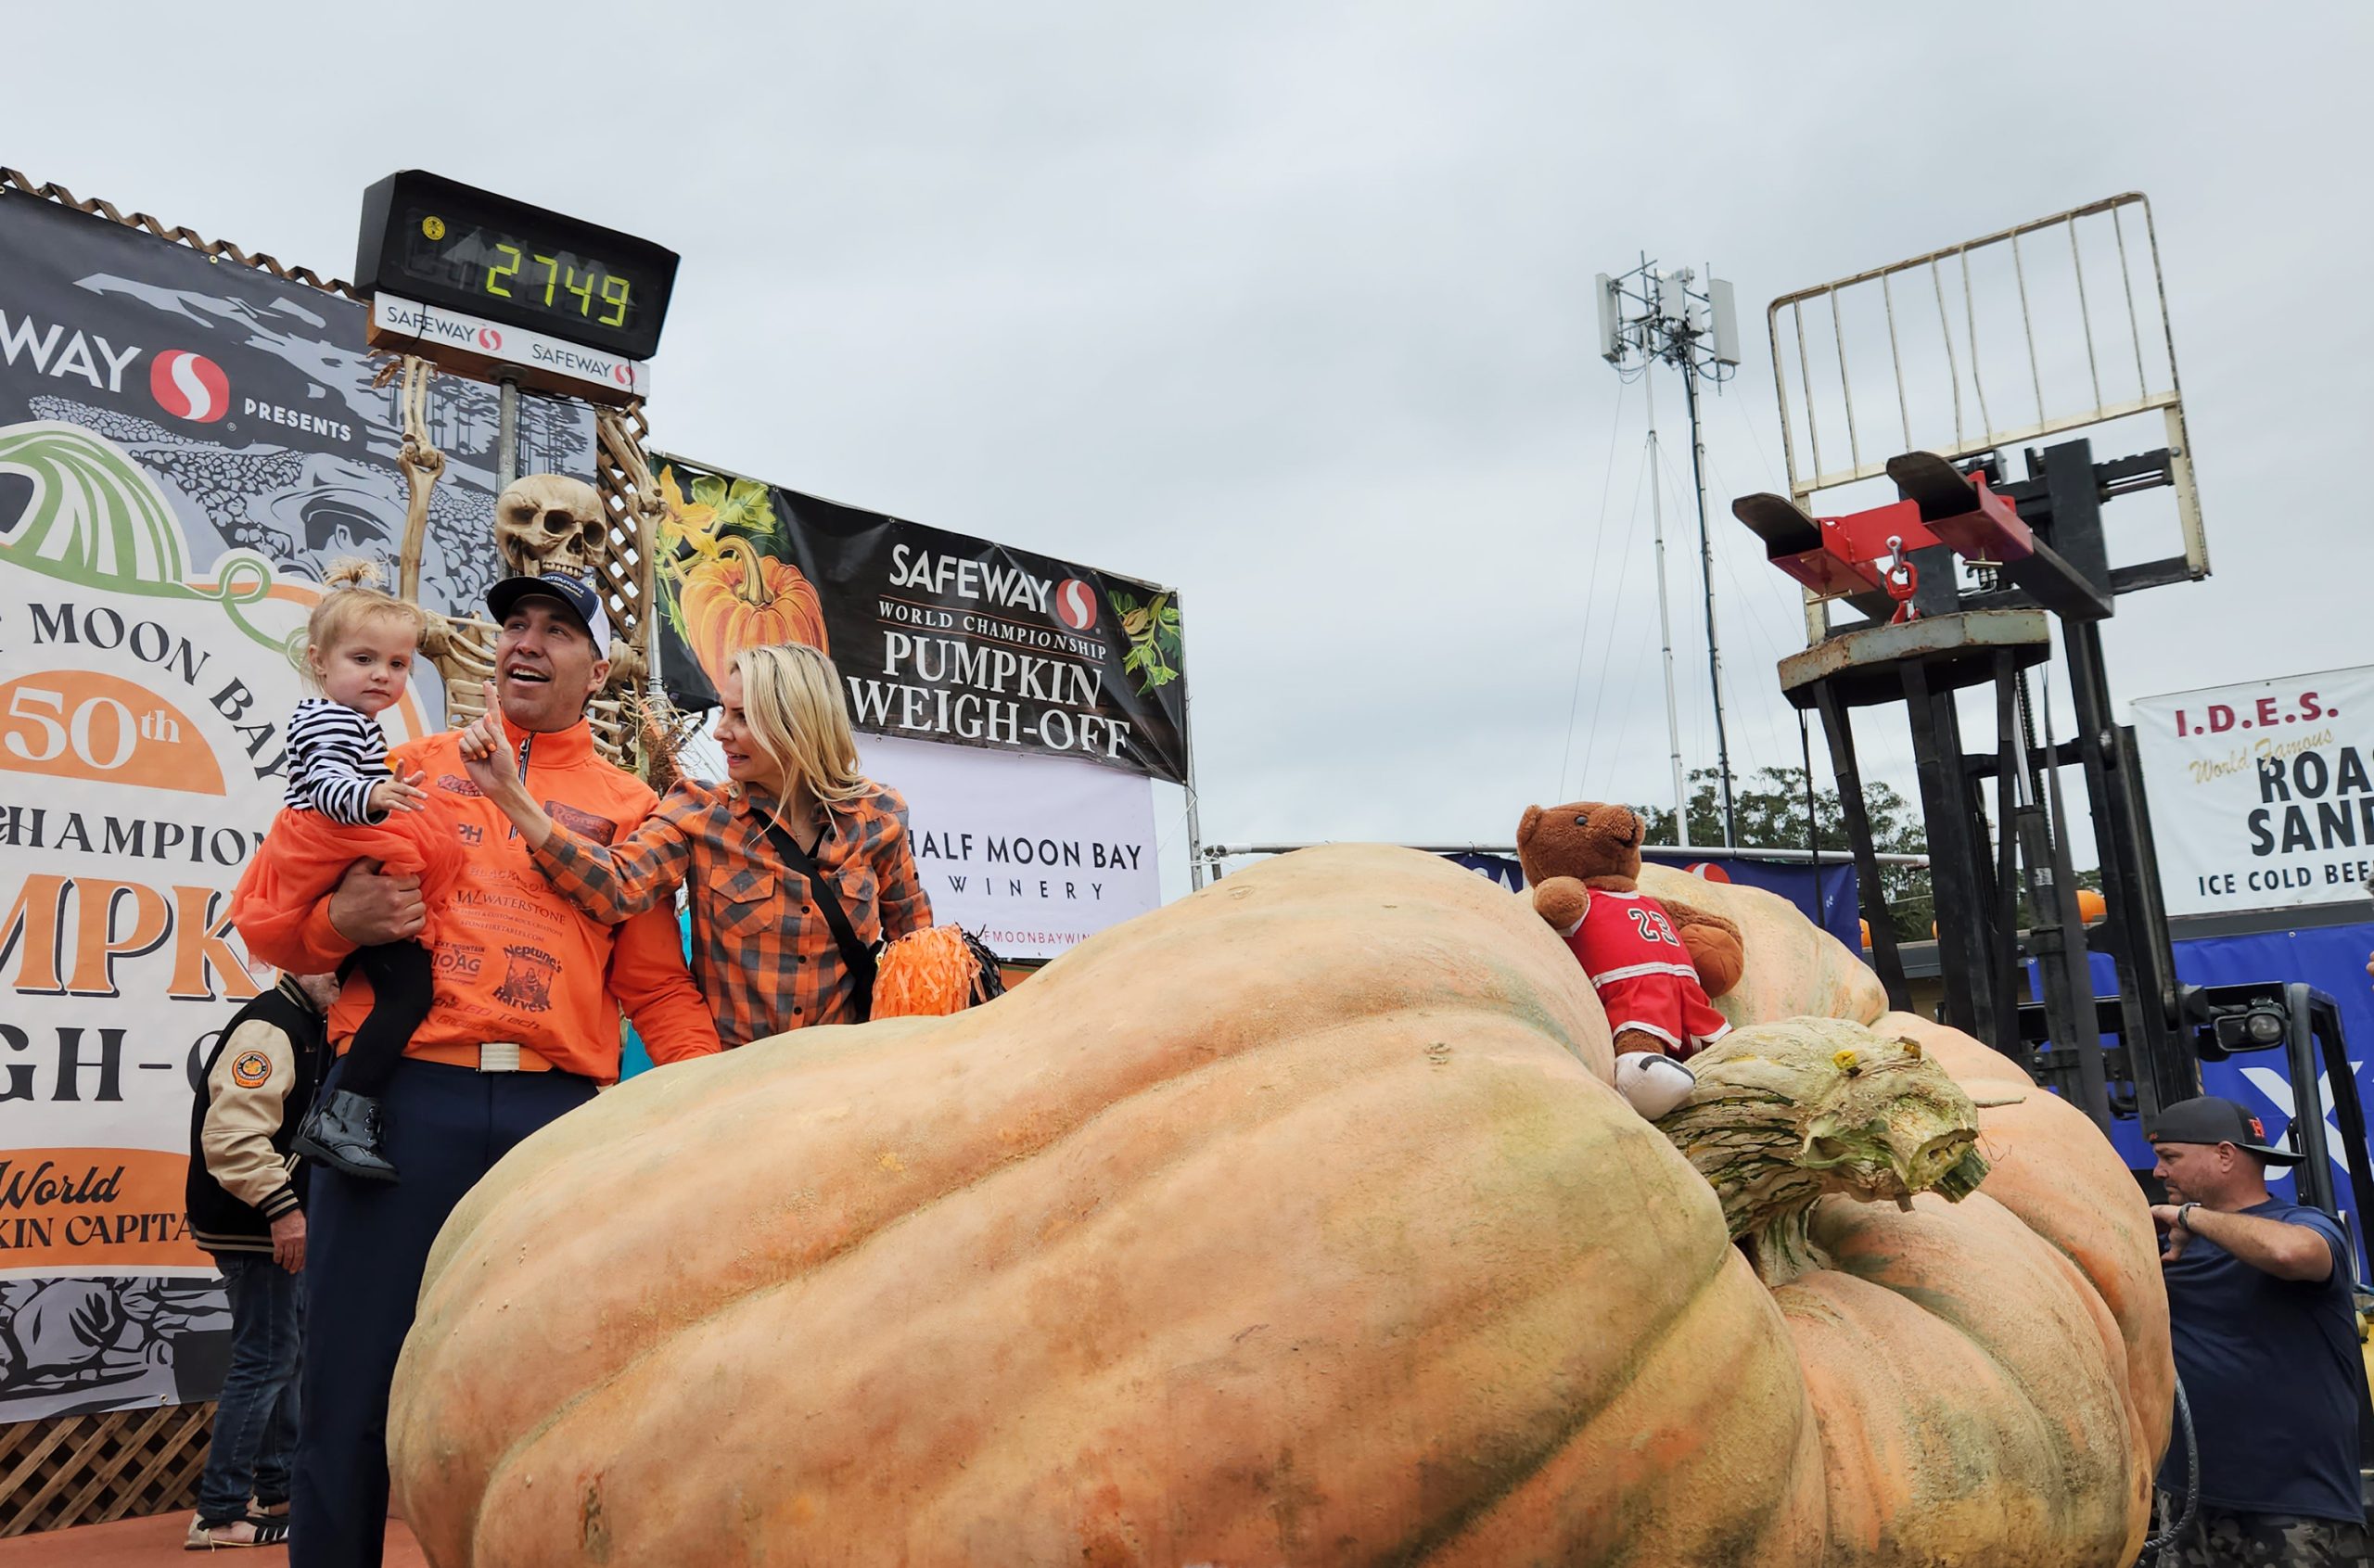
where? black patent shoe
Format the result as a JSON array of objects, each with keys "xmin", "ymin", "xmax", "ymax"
[{"xmin": 292, "ymin": 1090, "xmax": 400, "ymax": 1183}]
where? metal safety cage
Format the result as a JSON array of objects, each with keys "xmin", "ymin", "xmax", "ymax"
[{"xmin": 1767, "ymin": 192, "xmax": 2205, "ymax": 635}]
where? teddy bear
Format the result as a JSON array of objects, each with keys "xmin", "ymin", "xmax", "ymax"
[{"xmin": 1515, "ymin": 801, "xmax": 1746, "ymax": 1119}]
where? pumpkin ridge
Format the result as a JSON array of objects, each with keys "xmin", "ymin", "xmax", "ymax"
[
  {"xmin": 454, "ymin": 1056, "xmax": 1668, "ymax": 1552},
  {"xmin": 1394, "ymin": 1232, "xmax": 1742, "ymax": 1564},
  {"xmin": 1892, "ymin": 1124, "xmax": 2138, "ymax": 1361},
  {"xmin": 457, "ymin": 1032, "xmax": 1680, "ymax": 1557},
  {"xmin": 442, "ymin": 1004, "xmax": 1619, "ymax": 1541},
  {"xmin": 1878, "ymin": 1008, "xmax": 2172, "ymax": 1494},
  {"xmin": 1805, "ymin": 1198, "xmax": 2141, "ymax": 1549},
  {"xmin": 1782, "ymin": 1267, "xmax": 2122, "ymax": 1560}
]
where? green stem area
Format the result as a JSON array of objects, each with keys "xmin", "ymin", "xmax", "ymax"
[{"xmin": 1655, "ymin": 1019, "xmax": 1990, "ymax": 1286}]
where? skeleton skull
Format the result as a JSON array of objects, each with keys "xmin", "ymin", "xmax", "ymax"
[{"xmin": 493, "ymin": 475, "xmax": 606, "ymax": 580}]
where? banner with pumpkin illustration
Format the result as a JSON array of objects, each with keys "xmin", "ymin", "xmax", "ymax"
[
  {"xmin": 0, "ymin": 191, "xmax": 594, "ymax": 1419},
  {"xmin": 648, "ymin": 456, "xmax": 1191, "ymax": 784}
]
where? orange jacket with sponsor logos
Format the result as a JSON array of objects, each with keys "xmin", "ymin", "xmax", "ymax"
[{"xmin": 232, "ymin": 716, "xmax": 721, "ymax": 1078}]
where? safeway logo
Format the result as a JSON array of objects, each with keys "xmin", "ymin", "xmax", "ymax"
[
  {"xmin": 613, "ymin": 363, "xmax": 632, "ymax": 386},
  {"xmin": 476, "ymin": 325, "xmax": 504, "ymax": 351},
  {"xmin": 149, "ymin": 351, "xmax": 228, "ymax": 423},
  {"xmin": 1053, "ymin": 579, "xmax": 1098, "ymax": 632}
]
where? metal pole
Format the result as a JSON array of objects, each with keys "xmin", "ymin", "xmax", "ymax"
[
  {"xmin": 496, "ymin": 377, "xmax": 520, "ymax": 491},
  {"xmin": 1680, "ymin": 356, "xmax": 1736, "ymax": 845},
  {"xmin": 1645, "ymin": 357, "xmax": 1690, "ymax": 847},
  {"xmin": 1176, "ymin": 619, "xmax": 1206, "ymax": 891},
  {"xmin": 1814, "ymin": 681, "xmax": 1910, "ymax": 1013},
  {"xmin": 1182, "ymin": 760, "xmax": 1206, "ymax": 892}
]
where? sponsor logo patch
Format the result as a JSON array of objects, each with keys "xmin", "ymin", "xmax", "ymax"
[
  {"xmin": 492, "ymin": 945, "xmax": 559, "ymax": 1013},
  {"xmin": 1054, "ymin": 579, "xmax": 1098, "ymax": 631},
  {"xmin": 230, "ymin": 1050, "xmax": 273, "ymax": 1089},
  {"xmin": 545, "ymin": 800, "xmax": 619, "ymax": 845},
  {"xmin": 150, "ymin": 350, "xmax": 229, "ymax": 422}
]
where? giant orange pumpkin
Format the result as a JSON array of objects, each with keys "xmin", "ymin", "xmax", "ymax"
[
  {"xmin": 389, "ymin": 846, "xmax": 2167, "ymax": 1565},
  {"xmin": 679, "ymin": 538, "xmax": 828, "ymax": 690}
]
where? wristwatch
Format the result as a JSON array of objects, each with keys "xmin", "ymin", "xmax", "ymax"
[{"xmin": 2176, "ymin": 1201, "xmax": 2202, "ymax": 1234}]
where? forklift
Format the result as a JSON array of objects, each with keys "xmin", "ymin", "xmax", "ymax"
[
  {"xmin": 1736, "ymin": 433, "xmax": 2374, "ymax": 1531},
  {"xmin": 1731, "ymin": 192, "xmax": 2374, "ymax": 1551}
]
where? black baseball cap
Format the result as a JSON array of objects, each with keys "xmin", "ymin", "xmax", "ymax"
[
  {"xmin": 485, "ymin": 571, "xmax": 613, "ymax": 647},
  {"xmin": 2146, "ymin": 1095, "xmax": 2302, "ymax": 1165}
]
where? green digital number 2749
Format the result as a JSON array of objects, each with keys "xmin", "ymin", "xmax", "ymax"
[{"xmin": 482, "ymin": 242, "xmax": 631, "ymax": 328}]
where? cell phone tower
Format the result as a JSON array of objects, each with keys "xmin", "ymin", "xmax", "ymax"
[{"xmin": 1595, "ymin": 260, "xmax": 1742, "ymax": 847}]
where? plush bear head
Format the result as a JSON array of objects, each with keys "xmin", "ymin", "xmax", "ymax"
[{"xmin": 1515, "ymin": 800, "xmax": 1645, "ymax": 890}]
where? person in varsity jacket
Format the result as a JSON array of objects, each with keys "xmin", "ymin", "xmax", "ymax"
[{"xmin": 183, "ymin": 972, "xmax": 337, "ymax": 1550}]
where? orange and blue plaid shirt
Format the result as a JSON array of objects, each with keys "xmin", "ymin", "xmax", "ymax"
[{"xmin": 530, "ymin": 779, "xmax": 931, "ymax": 1046}]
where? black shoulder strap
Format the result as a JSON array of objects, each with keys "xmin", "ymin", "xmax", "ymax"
[{"xmin": 763, "ymin": 819, "xmax": 875, "ymax": 1022}]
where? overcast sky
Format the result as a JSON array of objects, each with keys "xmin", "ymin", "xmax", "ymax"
[{"xmin": 11, "ymin": 2, "xmax": 2370, "ymax": 894}]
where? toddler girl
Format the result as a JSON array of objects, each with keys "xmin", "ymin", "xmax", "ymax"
[{"xmin": 231, "ymin": 561, "xmax": 462, "ymax": 1183}]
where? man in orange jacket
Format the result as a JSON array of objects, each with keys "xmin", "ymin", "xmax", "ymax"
[{"xmin": 235, "ymin": 569, "xmax": 722, "ymax": 1568}]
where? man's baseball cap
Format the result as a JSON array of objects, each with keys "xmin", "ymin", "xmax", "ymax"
[
  {"xmin": 486, "ymin": 571, "xmax": 613, "ymax": 650},
  {"xmin": 2146, "ymin": 1095, "xmax": 2302, "ymax": 1165}
]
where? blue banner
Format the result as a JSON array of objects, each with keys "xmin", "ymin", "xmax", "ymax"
[
  {"xmin": 1443, "ymin": 852, "xmax": 1861, "ymax": 950},
  {"xmin": 2067, "ymin": 924, "xmax": 2374, "ymax": 1188}
]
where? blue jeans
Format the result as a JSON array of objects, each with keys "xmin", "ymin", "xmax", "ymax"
[{"xmin": 197, "ymin": 1252, "xmax": 304, "ymax": 1524}]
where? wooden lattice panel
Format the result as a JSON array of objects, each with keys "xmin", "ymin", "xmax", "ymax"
[{"xmin": 0, "ymin": 1404, "xmax": 215, "ymax": 1536}]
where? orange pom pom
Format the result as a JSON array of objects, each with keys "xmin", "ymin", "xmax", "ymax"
[{"xmin": 872, "ymin": 926, "xmax": 985, "ymax": 1019}]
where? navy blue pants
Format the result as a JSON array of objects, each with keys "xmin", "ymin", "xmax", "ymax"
[
  {"xmin": 197, "ymin": 1253, "xmax": 303, "ymax": 1525},
  {"xmin": 290, "ymin": 1058, "xmax": 594, "ymax": 1568}
]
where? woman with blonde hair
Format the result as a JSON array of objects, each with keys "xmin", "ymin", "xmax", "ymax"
[{"xmin": 457, "ymin": 642, "xmax": 930, "ymax": 1046}]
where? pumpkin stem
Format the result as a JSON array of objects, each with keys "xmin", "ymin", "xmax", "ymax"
[
  {"xmin": 1654, "ymin": 1020, "xmax": 1990, "ymax": 1288},
  {"xmin": 712, "ymin": 537, "xmax": 778, "ymax": 609}
]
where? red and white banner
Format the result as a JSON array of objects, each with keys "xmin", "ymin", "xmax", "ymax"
[{"xmin": 2132, "ymin": 665, "xmax": 2374, "ymax": 918}]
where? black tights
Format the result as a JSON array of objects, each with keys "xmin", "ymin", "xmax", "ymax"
[{"xmin": 336, "ymin": 940, "xmax": 434, "ymax": 1098}]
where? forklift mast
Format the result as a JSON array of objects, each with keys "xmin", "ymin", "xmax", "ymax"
[{"xmin": 1737, "ymin": 434, "xmax": 2196, "ymax": 1134}]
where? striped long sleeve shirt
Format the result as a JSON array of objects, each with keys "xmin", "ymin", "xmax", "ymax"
[{"xmin": 283, "ymin": 697, "xmax": 391, "ymax": 824}]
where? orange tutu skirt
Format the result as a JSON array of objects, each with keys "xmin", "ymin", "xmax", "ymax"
[{"xmin": 231, "ymin": 804, "xmax": 466, "ymax": 965}]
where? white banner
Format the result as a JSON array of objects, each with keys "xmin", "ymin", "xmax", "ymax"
[
  {"xmin": 372, "ymin": 293, "xmax": 651, "ymax": 402},
  {"xmin": 856, "ymin": 733, "xmax": 1161, "ymax": 961},
  {"xmin": 2132, "ymin": 665, "xmax": 2374, "ymax": 917}
]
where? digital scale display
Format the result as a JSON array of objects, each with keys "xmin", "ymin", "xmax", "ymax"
[{"xmin": 355, "ymin": 171, "xmax": 678, "ymax": 362}]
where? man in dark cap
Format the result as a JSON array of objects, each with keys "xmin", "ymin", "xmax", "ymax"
[
  {"xmin": 236, "ymin": 568, "xmax": 719, "ymax": 1568},
  {"xmin": 2148, "ymin": 1094, "xmax": 2368, "ymax": 1566}
]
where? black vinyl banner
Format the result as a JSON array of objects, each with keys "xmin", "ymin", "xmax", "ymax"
[
  {"xmin": 650, "ymin": 456, "xmax": 1188, "ymax": 784},
  {"xmin": 0, "ymin": 192, "xmax": 595, "ymax": 624}
]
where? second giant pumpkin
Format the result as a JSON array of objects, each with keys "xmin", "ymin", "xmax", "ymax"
[{"xmin": 389, "ymin": 846, "xmax": 2168, "ymax": 1565}]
